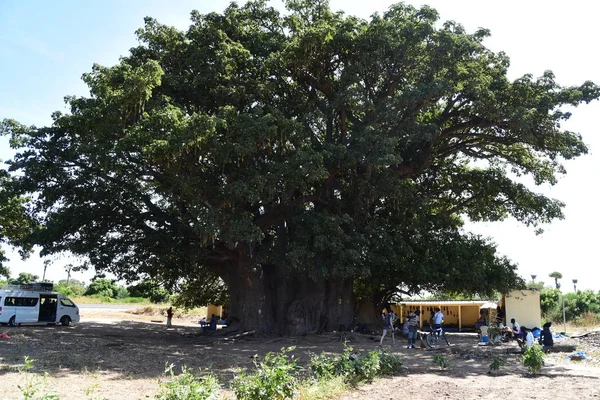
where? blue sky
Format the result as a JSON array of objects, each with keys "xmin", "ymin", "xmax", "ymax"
[{"xmin": 1, "ymin": 1, "xmax": 599, "ymax": 291}]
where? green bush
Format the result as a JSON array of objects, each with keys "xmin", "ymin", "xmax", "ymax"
[
  {"xmin": 85, "ymin": 279, "xmax": 118, "ymax": 298},
  {"xmin": 309, "ymin": 346, "xmax": 402, "ymax": 385},
  {"xmin": 309, "ymin": 353, "xmax": 337, "ymax": 380},
  {"xmin": 127, "ymin": 280, "xmax": 171, "ymax": 303},
  {"xmin": 156, "ymin": 365, "xmax": 220, "ymax": 400},
  {"xmin": 522, "ymin": 344, "xmax": 545, "ymax": 374},
  {"xmin": 432, "ymin": 354, "xmax": 449, "ymax": 369},
  {"xmin": 489, "ymin": 356, "xmax": 505, "ymax": 373},
  {"xmin": 54, "ymin": 280, "xmax": 86, "ymax": 297},
  {"xmin": 376, "ymin": 350, "xmax": 403, "ymax": 376},
  {"xmin": 119, "ymin": 297, "xmax": 148, "ymax": 304},
  {"xmin": 233, "ymin": 347, "xmax": 298, "ymax": 400},
  {"xmin": 350, "ymin": 350, "xmax": 380, "ymax": 384}
]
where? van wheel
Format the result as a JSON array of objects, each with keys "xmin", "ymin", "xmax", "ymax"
[
  {"xmin": 8, "ymin": 316, "xmax": 16, "ymax": 327},
  {"xmin": 60, "ymin": 316, "xmax": 71, "ymax": 326}
]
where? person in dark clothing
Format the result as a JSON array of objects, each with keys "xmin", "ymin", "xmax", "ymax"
[
  {"xmin": 209, "ymin": 314, "xmax": 218, "ymax": 331},
  {"xmin": 539, "ymin": 321, "xmax": 554, "ymax": 351}
]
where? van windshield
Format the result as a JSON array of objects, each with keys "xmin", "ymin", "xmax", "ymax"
[{"xmin": 60, "ymin": 298, "xmax": 76, "ymax": 307}]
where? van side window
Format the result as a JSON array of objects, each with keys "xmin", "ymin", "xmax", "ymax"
[
  {"xmin": 6, "ymin": 297, "xmax": 38, "ymax": 307},
  {"xmin": 60, "ymin": 298, "xmax": 75, "ymax": 307}
]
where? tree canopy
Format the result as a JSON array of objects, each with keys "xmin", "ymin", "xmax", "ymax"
[
  {"xmin": 1, "ymin": 0, "xmax": 598, "ymax": 333},
  {"xmin": 0, "ymin": 171, "xmax": 36, "ymax": 278}
]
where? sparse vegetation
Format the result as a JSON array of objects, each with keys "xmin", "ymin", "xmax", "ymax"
[
  {"xmin": 489, "ymin": 356, "xmax": 506, "ymax": 374},
  {"xmin": 432, "ymin": 354, "xmax": 450, "ymax": 369},
  {"xmin": 232, "ymin": 347, "xmax": 299, "ymax": 400},
  {"xmin": 17, "ymin": 357, "xmax": 60, "ymax": 400},
  {"xmin": 155, "ymin": 364, "xmax": 220, "ymax": 400},
  {"xmin": 522, "ymin": 345, "xmax": 545, "ymax": 374}
]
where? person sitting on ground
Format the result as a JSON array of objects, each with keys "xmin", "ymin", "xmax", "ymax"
[
  {"xmin": 539, "ymin": 322, "xmax": 554, "ymax": 350},
  {"xmin": 523, "ymin": 327, "xmax": 534, "ymax": 348},
  {"xmin": 510, "ymin": 318, "xmax": 521, "ymax": 340}
]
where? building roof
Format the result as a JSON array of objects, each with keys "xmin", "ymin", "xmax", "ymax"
[{"xmin": 396, "ymin": 300, "xmax": 493, "ymax": 306}]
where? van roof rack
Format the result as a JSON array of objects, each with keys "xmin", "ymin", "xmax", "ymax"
[{"xmin": 1, "ymin": 283, "xmax": 54, "ymax": 292}]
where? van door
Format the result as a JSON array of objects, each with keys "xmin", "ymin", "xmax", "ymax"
[
  {"xmin": 15, "ymin": 294, "xmax": 40, "ymax": 324},
  {"xmin": 39, "ymin": 295, "xmax": 58, "ymax": 322}
]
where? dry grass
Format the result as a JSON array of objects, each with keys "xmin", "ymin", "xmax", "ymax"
[
  {"xmin": 128, "ymin": 306, "xmax": 163, "ymax": 316},
  {"xmin": 572, "ymin": 312, "xmax": 600, "ymax": 328}
]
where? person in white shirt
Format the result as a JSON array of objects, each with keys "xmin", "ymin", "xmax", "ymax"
[
  {"xmin": 510, "ymin": 318, "xmax": 521, "ymax": 340},
  {"xmin": 524, "ymin": 327, "xmax": 534, "ymax": 347},
  {"xmin": 433, "ymin": 307, "xmax": 444, "ymax": 329}
]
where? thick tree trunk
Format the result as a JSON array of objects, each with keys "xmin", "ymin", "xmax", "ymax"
[
  {"xmin": 225, "ymin": 261, "xmax": 354, "ymax": 335},
  {"xmin": 355, "ymin": 297, "xmax": 380, "ymax": 330}
]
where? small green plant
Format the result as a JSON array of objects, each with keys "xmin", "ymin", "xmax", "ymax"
[
  {"xmin": 233, "ymin": 347, "xmax": 298, "ymax": 400},
  {"xmin": 85, "ymin": 383, "xmax": 109, "ymax": 400},
  {"xmin": 489, "ymin": 356, "xmax": 506, "ymax": 373},
  {"xmin": 350, "ymin": 349, "xmax": 380, "ymax": 384},
  {"xmin": 377, "ymin": 350, "xmax": 403, "ymax": 376},
  {"xmin": 308, "ymin": 353, "xmax": 337, "ymax": 380},
  {"xmin": 432, "ymin": 354, "xmax": 449, "ymax": 369},
  {"xmin": 17, "ymin": 357, "xmax": 60, "ymax": 400},
  {"xmin": 522, "ymin": 344, "xmax": 545, "ymax": 374},
  {"xmin": 20, "ymin": 356, "xmax": 36, "ymax": 373},
  {"xmin": 155, "ymin": 364, "xmax": 220, "ymax": 400}
]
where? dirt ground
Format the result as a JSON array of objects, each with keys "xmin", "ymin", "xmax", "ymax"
[{"xmin": 1, "ymin": 309, "xmax": 600, "ymax": 400}]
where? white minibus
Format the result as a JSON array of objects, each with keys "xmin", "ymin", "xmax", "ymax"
[{"xmin": 0, "ymin": 284, "xmax": 80, "ymax": 326}]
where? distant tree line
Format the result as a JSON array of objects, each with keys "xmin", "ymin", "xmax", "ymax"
[
  {"xmin": 530, "ymin": 279, "xmax": 600, "ymax": 324},
  {"xmin": 0, "ymin": 273, "xmax": 171, "ymax": 303}
]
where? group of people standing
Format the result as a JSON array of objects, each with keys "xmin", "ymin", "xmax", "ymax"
[{"xmin": 379, "ymin": 307, "xmax": 444, "ymax": 348}]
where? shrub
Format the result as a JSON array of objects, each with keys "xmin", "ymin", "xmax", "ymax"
[
  {"xmin": 156, "ymin": 364, "xmax": 220, "ymax": 400},
  {"xmin": 377, "ymin": 350, "xmax": 403, "ymax": 375},
  {"xmin": 350, "ymin": 349, "xmax": 380, "ymax": 384},
  {"xmin": 127, "ymin": 280, "xmax": 171, "ymax": 303},
  {"xmin": 309, "ymin": 353, "xmax": 337, "ymax": 380},
  {"xmin": 85, "ymin": 279, "xmax": 118, "ymax": 298},
  {"xmin": 310, "ymin": 346, "xmax": 403, "ymax": 386},
  {"xmin": 17, "ymin": 356, "xmax": 60, "ymax": 400},
  {"xmin": 522, "ymin": 344, "xmax": 545, "ymax": 374},
  {"xmin": 233, "ymin": 347, "xmax": 298, "ymax": 400},
  {"xmin": 489, "ymin": 356, "xmax": 506, "ymax": 373},
  {"xmin": 432, "ymin": 354, "xmax": 449, "ymax": 369}
]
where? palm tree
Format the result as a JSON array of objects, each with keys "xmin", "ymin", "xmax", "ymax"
[
  {"xmin": 550, "ymin": 271, "xmax": 567, "ymax": 333},
  {"xmin": 573, "ymin": 279, "xmax": 578, "ymax": 292},
  {"xmin": 549, "ymin": 271, "xmax": 562, "ymax": 290},
  {"xmin": 531, "ymin": 274, "xmax": 537, "ymax": 284}
]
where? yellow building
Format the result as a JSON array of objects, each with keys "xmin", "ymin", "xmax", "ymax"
[
  {"xmin": 499, "ymin": 289, "xmax": 541, "ymax": 329},
  {"xmin": 395, "ymin": 300, "xmax": 487, "ymax": 331},
  {"xmin": 395, "ymin": 289, "xmax": 542, "ymax": 332}
]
